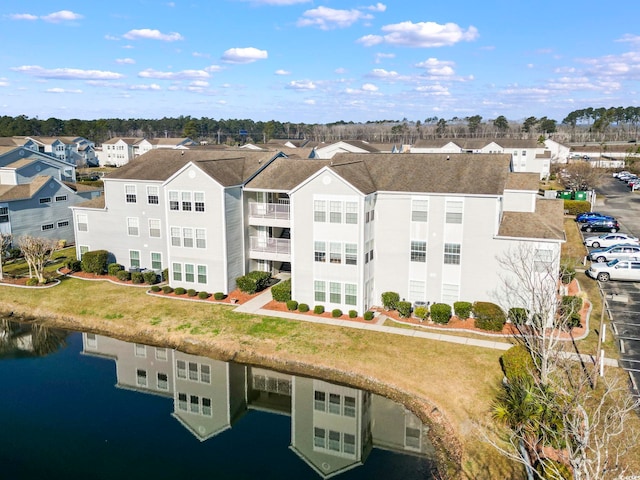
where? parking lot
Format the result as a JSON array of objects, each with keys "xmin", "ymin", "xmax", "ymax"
[{"xmin": 584, "ymin": 175, "xmax": 640, "ymax": 399}]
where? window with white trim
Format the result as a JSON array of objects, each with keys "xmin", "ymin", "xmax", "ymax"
[
  {"xmin": 151, "ymin": 252, "xmax": 162, "ymax": 270},
  {"xmin": 329, "ymin": 201, "xmax": 342, "ymax": 223},
  {"xmin": 183, "ymin": 228, "xmax": 193, "ymax": 247},
  {"xmin": 445, "ymin": 201, "xmax": 463, "ymax": 224},
  {"xmin": 411, "ymin": 241, "xmax": 426, "ymax": 262},
  {"xmin": 0, "ymin": 207, "xmax": 8, "ymax": 223},
  {"xmin": 79, "ymin": 245, "xmax": 89, "ymax": 258},
  {"xmin": 329, "ymin": 393, "xmax": 341, "ymax": 414},
  {"xmin": 125, "ymin": 184, "xmax": 137, "ymax": 203},
  {"xmin": 147, "ymin": 186, "xmax": 159, "ymax": 205},
  {"xmin": 345, "ymin": 202, "xmax": 358, "ymax": 224},
  {"xmin": 194, "ymin": 192, "xmax": 205, "ymax": 212},
  {"xmin": 442, "ymin": 283, "xmax": 460, "ymax": 304},
  {"xmin": 409, "ymin": 280, "xmax": 426, "ymax": 303},
  {"xmin": 197, "ymin": 265, "xmax": 207, "ymax": 284},
  {"xmin": 369, "ymin": 239, "xmax": 374, "ymax": 261},
  {"xmin": 195, "ymin": 228, "xmax": 206, "ymax": 248},
  {"xmin": 57, "ymin": 220, "xmax": 69, "ymax": 228},
  {"xmin": 181, "ymin": 191, "xmax": 192, "ymax": 211},
  {"xmin": 136, "ymin": 369, "xmax": 147, "ymax": 387},
  {"xmin": 39, "ymin": 197, "xmax": 52, "ymax": 204},
  {"xmin": 127, "ymin": 217, "xmax": 139, "ymax": 236},
  {"xmin": 314, "ymin": 391, "xmax": 326, "ymax": 411},
  {"xmin": 314, "ymin": 241, "xmax": 326, "ymax": 262},
  {"xmin": 172, "ymin": 263, "xmax": 182, "ymax": 281},
  {"xmin": 157, "ymin": 372, "xmax": 168, "ymax": 390},
  {"xmin": 345, "ymin": 243, "xmax": 357, "ymax": 265},
  {"xmin": 77, "ymin": 213, "xmax": 88, "ymax": 232},
  {"xmin": 444, "ymin": 243, "xmax": 461, "ymax": 265},
  {"xmin": 170, "ymin": 227, "xmax": 181, "ymax": 247},
  {"xmin": 411, "ymin": 199, "xmax": 429, "ymax": 222},
  {"xmin": 345, "ymin": 283, "xmax": 357, "ymax": 306},
  {"xmin": 185, "ymin": 264, "xmax": 194, "ymax": 282},
  {"xmin": 135, "ymin": 343, "xmax": 146, "ymax": 357},
  {"xmin": 314, "ymin": 200, "xmax": 326, "ymax": 222},
  {"xmin": 42, "ymin": 223, "xmax": 54, "ymax": 231},
  {"xmin": 55, "ymin": 195, "xmax": 67, "ymax": 202},
  {"xmin": 344, "ymin": 396, "xmax": 356, "ymax": 417},
  {"xmin": 130, "ymin": 250, "xmax": 140, "ymax": 268},
  {"xmin": 329, "ymin": 242, "xmax": 342, "ymax": 264},
  {"xmin": 314, "ymin": 281, "xmax": 326, "ymax": 302},
  {"xmin": 330, "ymin": 282, "xmax": 341, "ymax": 303},
  {"xmin": 148, "ymin": 218, "xmax": 161, "ymax": 238},
  {"xmin": 169, "ymin": 191, "xmax": 179, "ymax": 210},
  {"xmin": 534, "ymin": 249, "xmax": 554, "ymax": 273}
]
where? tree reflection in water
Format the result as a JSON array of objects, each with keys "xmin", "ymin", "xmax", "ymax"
[{"xmin": 0, "ymin": 319, "xmax": 68, "ymax": 358}]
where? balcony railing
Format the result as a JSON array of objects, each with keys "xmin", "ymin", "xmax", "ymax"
[
  {"xmin": 250, "ymin": 236, "xmax": 291, "ymax": 255},
  {"xmin": 248, "ymin": 202, "xmax": 290, "ymax": 220}
]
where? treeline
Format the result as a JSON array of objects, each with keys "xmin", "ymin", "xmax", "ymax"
[{"xmin": 0, "ymin": 106, "xmax": 637, "ymax": 146}]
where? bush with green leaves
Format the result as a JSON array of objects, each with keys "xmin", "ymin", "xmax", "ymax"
[
  {"xmin": 501, "ymin": 345, "xmax": 535, "ymax": 382},
  {"xmin": 473, "ymin": 301, "xmax": 506, "ymax": 332},
  {"xmin": 143, "ymin": 271, "xmax": 158, "ymax": 285},
  {"xmin": 414, "ymin": 305, "xmax": 429, "ymax": 321},
  {"xmin": 348, "ymin": 310, "xmax": 357, "ymax": 318},
  {"xmin": 560, "ymin": 262, "xmax": 577, "ymax": 285},
  {"xmin": 314, "ymin": 305, "xmax": 325, "ymax": 314},
  {"xmin": 430, "ymin": 303, "xmax": 452, "ymax": 324},
  {"xmin": 508, "ymin": 307, "xmax": 529, "ymax": 325},
  {"xmin": 174, "ymin": 287, "xmax": 186, "ymax": 295},
  {"xmin": 66, "ymin": 260, "xmax": 82, "ymax": 273},
  {"xmin": 286, "ymin": 300, "xmax": 298, "ymax": 311},
  {"xmin": 364, "ymin": 311, "xmax": 374, "ymax": 321},
  {"xmin": 271, "ymin": 278, "xmax": 292, "ymax": 302},
  {"xmin": 453, "ymin": 301, "xmax": 472, "ymax": 319},
  {"xmin": 26, "ymin": 277, "xmax": 39, "ymax": 286},
  {"xmin": 116, "ymin": 270, "xmax": 131, "ymax": 282},
  {"xmin": 236, "ymin": 270, "xmax": 271, "ymax": 294},
  {"xmin": 131, "ymin": 272, "xmax": 144, "ymax": 284},
  {"xmin": 81, "ymin": 249, "xmax": 109, "ymax": 274},
  {"xmin": 198, "ymin": 291, "xmax": 209, "ymax": 300},
  {"xmin": 331, "ymin": 308, "xmax": 343, "ymax": 318},
  {"xmin": 558, "ymin": 295, "xmax": 583, "ymax": 329},
  {"xmin": 381, "ymin": 291, "xmax": 400, "ymax": 310},
  {"xmin": 298, "ymin": 303, "xmax": 309, "ymax": 313},
  {"xmin": 213, "ymin": 292, "xmax": 226, "ymax": 300},
  {"xmin": 107, "ymin": 263, "xmax": 124, "ymax": 276},
  {"xmin": 162, "ymin": 285, "xmax": 173, "ymax": 294},
  {"xmin": 396, "ymin": 301, "xmax": 412, "ymax": 318},
  {"xmin": 150, "ymin": 285, "xmax": 161, "ymax": 292},
  {"xmin": 563, "ymin": 199, "xmax": 591, "ymax": 216},
  {"xmin": 162, "ymin": 268, "xmax": 168, "ymax": 282},
  {"xmin": 187, "ymin": 289, "xmax": 197, "ymax": 297}
]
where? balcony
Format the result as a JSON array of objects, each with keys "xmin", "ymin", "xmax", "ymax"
[
  {"xmin": 249, "ymin": 236, "xmax": 291, "ymax": 262},
  {"xmin": 248, "ymin": 202, "xmax": 290, "ymax": 227}
]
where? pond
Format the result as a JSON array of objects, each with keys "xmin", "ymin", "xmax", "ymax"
[{"xmin": 0, "ymin": 321, "xmax": 437, "ymax": 479}]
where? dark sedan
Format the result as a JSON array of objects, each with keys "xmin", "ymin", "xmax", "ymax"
[{"xmin": 580, "ymin": 219, "xmax": 620, "ymax": 233}]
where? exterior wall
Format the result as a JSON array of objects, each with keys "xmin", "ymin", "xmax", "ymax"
[
  {"xmin": 99, "ymin": 140, "xmax": 136, "ymax": 167},
  {"xmin": 410, "ymin": 142, "xmax": 461, "ymax": 154},
  {"xmin": 503, "ymin": 190, "xmax": 536, "ymax": 212},
  {"xmin": 290, "ymin": 169, "xmax": 365, "ymax": 314},
  {"xmin": 224, "ymin": 187, "xmax": 244, "ymax": 292},
  {"xmin": 16, "ymin": 161, "xmax": 62, "ymax": 184},
  {"xmin": 313, "ymin": 142, "xmax": 368, "ymax": 159},
  {"xmin": 0, "ymin": 149, "xmax": 75, "ymax": 182}
]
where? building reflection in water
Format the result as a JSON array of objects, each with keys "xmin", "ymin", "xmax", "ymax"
[{"xmin": 82, "ymin": 333, "xmax": 435, "ymax": 479}]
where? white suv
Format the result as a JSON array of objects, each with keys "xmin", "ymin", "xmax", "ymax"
[{"xmin": 587, "ymin": 258, "xmax": 640, "ymax": 282}]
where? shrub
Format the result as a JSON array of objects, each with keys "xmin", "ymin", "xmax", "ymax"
[
  {"xmin": 271, "ymin": 278, "xmax": 292, "ymax": 302},
  {"xmin": 563, "ymin": 199, "xmax": 591, "ymax": 216},
  {"xmin": 198, "ymin": 291, "xmax": 210, "ymax": 300},
  {"xmin": 143, "ymin": 271, "xmax": 158, "ymax": 285},
  {"xmin": 397, "ymin": 301, "xmax": 412, "ymax": 318},
  {"xmin": 81, "ymin": 249, "xmax": 109, "ymax": 274},
  {"xmin": 508, "ymin": 307, "xmax": 529, "ymax": 325},
  {"xmin": 162, "ymin": 268, "xmax": 169, "ymax": 282},
  {"xmin": 473, "ymin": 301, "xmax": 506, "ymax": 332},
  {"xmin": 236, "ymin": 270, "xmax": 271, "ymax": 294},
  {"xmin": 559, "ymin": 295, "xmax": 583, "ymax": 329},
  {"xmin": 286, "ymin": 300, "xmax": 299, "ymax": 311},
  {"xmin": 314, "ymin": 305, "xmax": 325, "ymax": 314},
  {"xmin": 174, "ymin": 287, "xmax": 186, "ymax": 295},
  {"xmin": 213, "ymin": 292, "xmax": 226, "ymax": 300},
  {"xmin": 430, "ymin": 303, "xmax": 452, "ymax": 324},
  {"xmin": 66, "ymin": 260, "xmax": 82, "ymax": 273},
  {"xmin": 162, "ymin": 285, "xmax": 174, "ymax": 294},
  {"xmin": 381, "ymin": 291, "xmax": 400, "ymax": 310},
  {"xmin": 298, "ymin": 303, "xmax": 309, "ymax": 313},
  {"xmin": 116, "ymin": 270, "xmax": 131, "ymax": 282},
  {"xmin": 501, "ymin": 345, "xmax": 535, "ymax": 382},
  {"xmin": 348, "ymin": 310, "xmax": 357, "ymax": 318},
  {"xmin": 187, "ymin": 289, "xmax": 197, "ymax": 297},
  {"xmin": 331, "ymin": 308, "xmax": 343, "ymax": 318},
  {"xmin": 453, "ymin": 301, "xmax": 473, "ymax": 319},
  {"xmin": 107, "ymin": 263, "xmax": 124, "ymax": 276},
  {"xmin": 8, "ymin": 247, "xmax": 21, "ymax": 259},
  {"xmin": 26, "ymin": 277, "xmax": 39, "ymax": 286},
  {"xmin": 131, "ymin": 272, "xmax": 144, "ymax": 284},
  {"xmin": 414, "ymin": 305, "xmax": 429, "ymax": 321},
  {"xmin": 150, "ymin": 285, "xmax": 161, "ymax": 292},
  {"xmin": 560, "ymin": 263, "xmax": 577, "ymax": 285},
  {"xmin": 364, "ymin": 311, "xmax": 374, "ymax": 321}
]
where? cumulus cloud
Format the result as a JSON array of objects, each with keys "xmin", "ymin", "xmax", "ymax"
[
  {"xmin": 297, "ymin": 5, "xmax": 381, "ymax": 29},
  {"xmin": 415, "ymin": 84, "xmax": 450, "ymax": 95},
  {"xmin": 205, "ymin": 65, "xmax": 223, "ymax": 73},
  {"xmin": 45, "ymin": 87, "xmax": 83, "ymax": 93},
  {"xmin": 115, "ymin": 58, "xmax": 136, "ymax": 65},
  {"xmin": 129, "ymin": 84, "xmax": 162, "ymax": 91},
  {"xmin": 286, "ymin": 80, "xmax": 316, "ymax": 90},
  {"xmin": 221, "ymin": 47, "xmax": 268, "ymax": 64},
  {"xmin": 123, "ymin": 29, "xmax": 184, "ymax": 42},
  {"xmin": 374, "ymin": 52, "xmax": 395, "ymax": 64},
  {"xmin": 368, "ymin": 68, "xmax": 401, "ymax": 80},
  {"xmin": 361, "ymin": 83, "xmax": 379, "ymax": 92},
  {"xmin": 275, "ymin": 69, "xmax": 291, "ymax": 75},
  {"xmin": 617, "ymin": 34, "xmax": 640, "ymax": 44},
  {"xmin": 138, "ymin": 68, "xmax": 210, "ymax": 80},
  {"xmin": 192, "ymin": 52, "xmax": 210, "ymax": 58},
  {"xmin": 6, "ymin": 13, "xmax": 38, "ymax": 21},
  {"xmin": 7, "ymin": 10, "xmax": 83, "ymax": 23},
  {"xmin": 414, "ymin": 58, "xmax": 455, "ymax": 76},
  {"xmin": 358, "ymin": 21, "xmax": 478, "ymax": 48},
  {"xmin": 0, "ymin": 78, "xmax": 9, "ymax": 87},
  {"xmin": 12, "ymin": 65, "xmax": 124, "ymax": 80}
]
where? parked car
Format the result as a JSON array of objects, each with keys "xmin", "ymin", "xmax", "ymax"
[
  {"xmin": 575, "ymin": 212, "xmax": 615, "ymax": 223},
  {"xmin": 580, "ymin": 219, "xmax": 620, "ymax": 233},
  {"xmin": 587, "ymin": 258, "xmax": 640, "ymax": 282},
  {"xmin": 584, "ymin": 233, "xmax": 640, "ymax": 248},
  {"xmin": 588, "ymin": 244, "xmax": 640, "ymax": 263}
]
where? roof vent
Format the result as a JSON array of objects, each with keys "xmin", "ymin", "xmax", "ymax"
[{"xmin": 446, "ymin": 155, "xmax": 450, "ymax": 160}]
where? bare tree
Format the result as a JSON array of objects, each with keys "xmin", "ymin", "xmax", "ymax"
[
  {"xmin": 18, "ymin": 235, "xmax": 60, "ymax": 283},
  {"xmin": 0, "ymin": 232, "xmax": 13, "ymax": 281},
  {"xmin": 561, "ymin": 162, "xmax": 603, "ymax": 191}
]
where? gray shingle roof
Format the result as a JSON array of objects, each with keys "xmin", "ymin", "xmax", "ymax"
[
  {"xmin": 505, "ymin": 172, "xmax": 540, "ymax": 191},
  {"xmin": 498, "ymin": 199, "xmax": 565, "ymax": 240},
  {"xmin": 0, "ymin": 176, "xmax": 51, "ymax": 201}
]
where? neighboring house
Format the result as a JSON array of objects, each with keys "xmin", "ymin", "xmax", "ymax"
[
  {"xmin": 136, "ymin": 137, "xmax": 197, "ymax": 156},
  {"xmin": 0, "ymin": 147, "xmax": 101, "ymax": 243},
  {"xmin": 310, "ymin": 140, "xmax": 380, "ymax": 159},
  {"xmin": 544, "ymin": 138, "xmax": 572, "ymax": 164},
  {"xmin": 98, "ymin": 137, "xmax": 142, "ymax": 167}
]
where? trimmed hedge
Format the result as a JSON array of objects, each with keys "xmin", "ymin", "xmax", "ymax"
[
  {"xmin": 414, "ymin": 305, "xmax": 429, "ymax": 321},
  {"xmin": 563, "ymin": 199, "xmax": 591, "ymax": 216},
  {"xmin": 508, "ymin": 307, "xmax": 529, "ymax": 325},
  {"xmin": 131, "ymin": 272, "xmax": 144, "ymax": 284},
  {"xmin": 453, "ymin": 301, "xmax": 473, "ymax": 319},
  {"xmin": 213, "ymin": 292, "xmax": 226, "ymax": 300},
  {"xmin": 314, "ymin": 305, "xmax": 325, "ymax": 314},
  {"xmin": 107, "ymin": 263, "xmax": 124, "ymax": 276},
  {"xmin": 174, "ymin": 287, "xmax": 186, "ymax": 295},
  {"xmin": 331, "ymin": 309, "xmax": 343, "ymax": 318},
  {"xmin": 381, "ymin": 291, "xmax": 400, "ymax": 310},
  {"xmin": 348, "ymin": 310, "xmax": 357, "ymax": 318},
  {"xmin": 162, "ymin": 285, "xmax": 174, "ymax": 294},
  {"xmin": 397, "ymin": 301, "xmax": 412, "ymax": 318},
  {"xmin": 286, "ymin": 300, "xmax": 299, "ymax": 311},
  {"xmin": 298, "ymin": 303, "xmax": 309, "ymax": 313},
  {"xmin": 81, "ymin": 250, "xmax": 109, "ymax": 274},
  {"xmin": 473, "ymin": 301, "xmax": 506, "ymax": 332},
  {"xmin": 150, "ymin": 285, "xmax": 161, "ymax": 292},
  {"xmin": 236, "ymin": 270, "xmax": 271, "ymax": 294},
  {"xmin": 66, "ymin": 260, "xmax": 82, "ymax": 273},
  {"xmin": 430, "ymin": 303, "xmax": 452, "ymax": 324},
  {"xmin": 187, "ymin": 289, "xmax": 197, "ymax": 297},
  {"xmin": 501, "ymin": 345, "xmax": 535, "ymax": 382},
  {"xmin": 116, "ymin": 270, "xmax": 131, "ymax": 282},
  {"xmin": 271, "ymin": 279, "xmax": 292, "ymax": 302},
  {"xmin": 198, "ymin": 291, "xmax": 210, "ymax": 299},
  {"xmin": 143, "ymin": 271, "xmax": 158, "ymax": 285},
  {"xmin": 364, "ymin": 311, "xmax": 374, "ymax": 321}
]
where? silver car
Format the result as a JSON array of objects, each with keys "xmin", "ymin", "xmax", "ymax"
[
  {"xmin": 587, "ymin": 258, "xmax": 640, "ymax": 282},
  {"xmin": 583, "ymin": 233, "xmax": 640, "ymax": 248},
  {"xmin": 588, "ymin": 244, "xmax": 640, "ymax": 263}
]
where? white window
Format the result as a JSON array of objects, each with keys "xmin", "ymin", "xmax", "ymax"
[
  {"xmin": 314, "ymin": 427, "xmax": 326, "ymax": 448},
  {"xmin": 329, "ymin": 242, "xmax": 342, "ymax": 264},
  {"xmin": 77, "ymin": 214, "xmax": 88, "ymax": 232},
  {"xmin": 314, "ymin": 200, "xmax": 326, "ymax": 222},
  {"xmin": 411, "ymin": 199, "xmax": 429, "ymax": 222},
  {"xmin": 329, "ymin": 282, "xmax": 341, "ymax": 303},
  {"xmin": 409, "ymin": 280, "xmax": 426, "ymax": 303},
  {"xmin": 130, "ymin": 250, "xmax": 140, "ymax": 268},
  {"xmin": 328, "ymin": 430, "xmax": 340, "ymax": 451},
  {"xmin": 314, "ymin": 241, "xmax": 326, "ymax": 262},
  {"xmin": 135, "ymin": 343, "xmax": 147, "ymax": 357},
  {"xmin": 344, "ymin": 433, "xmax": 356, "ymax": 454},
  {"xmin": 197, "ymin": 265, "xmax": 207, "ymax": 284},
  {"xmin": 136, "ymin": 369, "xmax": 147, "ymax": 387},
  {"xmin": 444, "ymin": 243, "xmax": 461, "ymax": 265},
  {"xmin": 157, "ymin": 372, "xmax": 168, "ymax": 390},
  {"xmin": 200, "ymin": 364, "xmax": 211, "ymax": 383},
  {"xmin": 345, "ymin": 283, "xmax": 357, "ymax": 306},
  {"xmin": 314, "ymin": 281, "xmax": 326, "ymax": 302},
  {"xmin": 329, "ymin": 393, "xmax": 341, "ymax": 414},
  {"xmin": 343, "ymin": 396, "xmax": 356, "ymax": 417},
  {"xmin": 177, "ymin": 360, "xmax": 187, "ymax": 379},
  {"xmin": 125, "ymin": 184, "xmax": 137, "ymax": 203},
  {"xmin": 442, "ymin": 283, "xmax": 460, "ymax": 304},
  {"xmin": 411, "ymin": 241, "xmax": 426, "ymax": 262},
  {"xmin": 183, "ymin": 228, "xmax": 193, "ymax": 248},
  {"xmin": 345, "ymin": 202, "xmax": 358, "ymax": 224},
  {"xmin": 147, "ymin": 186, "xmax": 159, "ymax": 204},
  {"xmin": 170, "ymin": 227, "xmax": 181, "ymax": 247},
  {"xmin": 155, "ymin": 348, "xmax": 168, "ymax": 361},
  {"xmin": 172, "ymin": 263, "xmax": 182, "ymax": 281},
  {"xmin": 0, "ymin": 207, "xmax": 8, "ymax": 223},
  {"xmin": 194, "ymin": 192, "xmax": 205, "ymax": 212},
  {"xmin": 314, "ymin": 391, "xmax": 326, "ymax": 411},
  {"xmin": 185, "ymin": 264, "xmax": 195, "ymax": 282},
  {"xmin": 79, "ymin": 245, "xmax": 89, "ymax": 258},
  {"xmin": 169, "ymin": 191, "xmax": 179, "ymax": 210},
  {"xmin": 195, "ymin": 228, "xmax": 206, "ymax": 248},
  {"xmin": 181, "ymin": 191, "xmax": 192, "ymax": 211},
  {"xmin": 148, "ymin": 218, "xmax": 161, "ymax": 238},
  {"xmin": 534, "ymin": 249, "xmax": 554, "ymax": 273},
  {"xmin": 151, "ymin": 252, "xmax": 162, "ymax": 270},
  {"xmin": 445, "ymin": 201, "xmax": 463, "ymax": 224},
  {"xmin": 329, "ymin": 201, "xmax": 342, "ymax": 223},
  {"xmin": 127, "ymin": 217, "xmax": 139, "ymax": 236},
  {"xmin": 345, "ymin": 243, "xmax": 357, "ymax": 265}
]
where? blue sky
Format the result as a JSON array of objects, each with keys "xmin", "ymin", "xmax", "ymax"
[{"xmin": 0, "ymin": 0, "xmax": 638, "ymax": 124}]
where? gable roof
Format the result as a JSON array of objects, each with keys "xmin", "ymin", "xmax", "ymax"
[
  {"xmin": 102, "ymin": 137, "xmax": 142, "ymax": 145},
  {"xmin": 505, "ymin": 172, "xmax": 540, "ymax": 191},
  {"xmin": 0, "ymin": 176, "xmax": 54, "ymax": 201},
  {"xmin": 498, "ymin": 199, "xmax": 565, "ymax": 241}
]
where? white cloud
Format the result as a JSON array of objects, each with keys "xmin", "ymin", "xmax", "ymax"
[
  {"xmin": 358, "ymin": 21, "xmax": 479, "ymax": 48},
  {"xmin": 12, "ymin": 65, "xmax": 124, "ymax": 80},
  {"xmin": 286, "ymin": 80, "xmax": 316, "ymax": 90},
  {"xmin": 368, "ymin": 68, "xmax": 400, "ymax": 80},
  {"xmin": 617, "ymin": 34, "xmax": 640, "ymax": 44},
  {"xmin": 123, "ymin": 29, "xmax": 184, "ymax": 42},
  {"xmin": 297, "ymin": 6, "xmax": 373, "ymax": 30},
  {"xmin": 221, "ymin": 47, "xmax": 268, "ymax": 64},
  {"xmin": 192, "ymin": 51, "xmax": 210, "ymax": 58},
  {"xmin": 238, "ymin": 0, "xmax": 310, "ymax": 4},
  {"xmin": 367, "ymin": 3, "xmax": 387, "ymax": 12},
  {"xmin": 275, "ymin": 69, "xmax": 291, "ymax": 75},
  {"xmin": 415, "ymin": 84, "xmax": 450, "ymax": 95},
  {"xmin": 116, "ymin": 58, "xmax": 136, "ymax": 65},
  {"xmin": 361, "ymin": 83, "xmax": 379, "ymax": 92},
  {"xmin": 304, "ymin": 99, "xmax": 316, "ymax": 105},
  {"xmin": 7, "ymin": 13, "xmax": 38, "ymax": 21},
  {"xmin": 205, "ymin": 65, "xmax": 223, "ymax": 73},
  {"xmin": 138, "ymin": 68, "xmax": 210, "ymax": 80},
  {"xmin": 105, "ymin": 34, "xmax": 119, "ymax": 41},
  {"xmin": 374, "ymin": 52, "xmax": 395, "ymax": 64},
  {"xmin": 0, "ymin": 78, "xmax": 9, "ymax": 87},
  {"xmin": 414, "ymin": 58, "xmax": 455, "ymax": 76},
  {"xmin": 42, "ymin": 10, "xmax": 83, "ymax": 23},
  {"xmin": 129, "ymin": 84, "xmax": 162, "ymax": 91},
  {"xmin": 335, "ymin": 67, "xmax": 347, "ymax": 74},
  {"xmin": 45, "ymin": 87, "xmax": 83, "ymax": 93}
]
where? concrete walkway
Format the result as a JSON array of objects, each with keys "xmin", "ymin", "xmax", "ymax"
[{"xmin": 234, "ymin": 288, "xmax": 619, "ymax": 366}]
